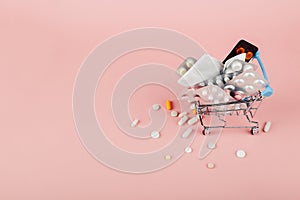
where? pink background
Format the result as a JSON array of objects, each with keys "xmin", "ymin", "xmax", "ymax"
[{"xmin": 1, "ymin": 0, "xmax": 300, "ymax": 199}]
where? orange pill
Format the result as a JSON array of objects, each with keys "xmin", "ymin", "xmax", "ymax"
[
  {"xmin": 192, "ymin": 109, "xmax": 197, "ymax": 115},
  {"xmin": 236, "ymin": 47, "xmax": 245, "ymax": 54},
  {"xmin": 165, "ymin": 100, "xmax": 172, "ymax": 110},
  {"xmin": 246, "ymin": 51, "xmax": 253, "ymax": 60}
]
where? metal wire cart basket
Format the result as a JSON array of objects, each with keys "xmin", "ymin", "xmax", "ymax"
[{"xmin": 177, "ymin": 40, "xmax": 273, "ymax": 135}]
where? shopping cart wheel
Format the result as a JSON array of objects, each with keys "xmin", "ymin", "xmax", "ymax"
[
  {"xmin": 251, "ymin": 127, "xmax": 259, "ymax": 135},
  {"xmin": 202, "ymin": 128, "xmax": 210, "ymax": 135}
]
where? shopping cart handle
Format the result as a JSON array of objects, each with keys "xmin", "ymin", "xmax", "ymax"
[{"xmin": 254, "ymin": 51, "xmax": 273, "ymax": 97}]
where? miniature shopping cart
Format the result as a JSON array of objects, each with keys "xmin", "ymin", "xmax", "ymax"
[
  {"xmin": 195, "ymin": 91, "xmax": 263, "ymax": 135},
  {"xmin": 177, "ymin": 40, "xmax": 273, "ymax": 135}
]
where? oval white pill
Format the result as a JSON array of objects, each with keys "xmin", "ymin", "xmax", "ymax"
[
  {"xmin": 185, "ymin": 147, "xmax": 192, "ymax": 153},
  {"xmin": 151, "ymin": 131, "xmax": 160, "ymax": 139},
  {"xmin": 188, "ymin": 116, "xmax": 198, "ymax": 125},
  {"xmin": 131, "ymin": 119, "xmax": 139, "ymax": 127},
  {"xmin": 182, "ymin": 127, "xmax": 193, "ymax": 139},
  {"xmin": 236, "ymin": 150, "xmax": 246, "ymax": 158},
  {"xmin": 178, "ymin": 112, "xmax": 188, "ymax": 118},
  {"xmin": 263, "ymin": 121, "xmax": 272, "ymax": 132},
  {"xmin": 152, "ymin": 104, "xmax": 160, "ymax": 111},
  {"xmin": 207, "ymin": 162, "xmax": 215, "ymax": 169},
  {"xmin": 170, "ymin": 110, "xmax": 178, "ymax": 117},
  {"xmin": 178, "ymin": 115, "xmax": 188, "ymax": 126}
]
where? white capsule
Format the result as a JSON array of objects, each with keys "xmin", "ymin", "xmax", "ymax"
[
  {"xmin": 170, "ymin": 110, "xmax": 178, "ymax": 117},
  {"xmin": 224, "ymin": 84, "xmax": 235, "ymax": 91},
  {"xmin": 187, "ymin": 116, "xmax": 198, "ymax": 125},
  {"xmin": 182, "ymin": 127, "xmax": 193, "ymax": 138},
  {"xmin": 151, "ymin": 131, "xmax": 160, "ymax": 139},
  {"xmin": 236, "ymin": 150, "xmax": 246, "ymax": 158},
  {"xmin": 184, "ymin": 147, "xmax": 193, "ymax": 153},
  {"xmin": 207, "ymin": 162, "xmax": 215, "ymax": 169},
  {"xmin": 263, "ymin": 121, "xmax": 272, "ymax": 132},
  {"xmin": 152, "ymin": 104, "xmax": 160, "ymax": 111},
  {"xmin": 131, "ymin": 119, "xmax": 139, "ymax": 127},
  {"xmin": 178, "ymin": 115, "xmax": 188, "ymax": 126},
  {"xmin": 178, "ymin": 112, "xmax": 188, "ymax": 118}
]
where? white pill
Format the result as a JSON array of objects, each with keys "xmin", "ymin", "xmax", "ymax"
[
  {"xmin": 178, "ymin": 115, "xmax": 188, "ymax": 126},
  {"xmin": 182, "ymin": 127, "xmax": 193, "ymax": 139},
  {"xmin": 152, "ymin": 104, "xmax": 160, "ymax": 111},
  {"xmin": 131, "ymin": 119, "xmax": 139, "ymax": 127},
  {"xmin": 254, "ymin": 79, "xmax": 265, "ymax": 87},
  {"xmin": 190, "ymin": 103, "xmax": 196, "ymax": 110},
  {"xmin": 165, "ymin": 155, "xmax": 172, "ymax": 160},
  {"xmin": 234, "ymin": 78, "xmax": 245, "ymax": 86},
  {"xmin": 244, "ymin": 72, "xmax": 255, "ymax": 78},
  {"xmin": 185, "ymin": 147, "xmax": 192, "ymax": 153},
  {"xmin": 263, "ymin": 121, "xmax": 272, "ymax": 132},
  {"xmin": 170, "ymin": 110, "xmax": 178, "ymax": 117},
  {"xmin": 151, "ymin": 131, "xmax": 160, "ymax": 139},
  {"xmin": 178, "ymin": 112, "xmax": 188, "ymax": 118},
  {"xmin": 224, "ymin": 84, "xmax": 235, "ymax": 91},
  {"xmin": 231, "ymin": 60, "xmax": 243, "ymax": 71},
  {"xmin": 243, "ymin": 64, "xmax": 254, "ymax": 71},
  {"xmin": 207, "ymin": 162, "xmax": 215, "ymax": 169},
  {"xmin": 207, "ymin": 142, "xmax": 216, "ymax": 149},
  {"xmin": 188, "ymin": 116, "xmax": 198, "ymax": 125},
  {"xmin": 236, "ymin": 150, "xmax": 246, "ymax": 158},
  {"xmin": 244, "ymin": 85, "xmax": 255, "ymax": 93}
]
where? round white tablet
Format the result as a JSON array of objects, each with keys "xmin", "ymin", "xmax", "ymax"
[
  {"xmin": 165, "ymin": 155, "xmax": 172, "ymax": 160},
  {"xmin": 236, "ymin": 150, "xmax": 246, "ymax": 158},
  {"xmin": 152, "ymin": 104, "xmax": 160, "ymax": 111},
  {"xmin": 184, "ymin": 147, "xmax": 192, "ymax": 153},
  {"xmin": 207, "ymin": 142, "xmax": 216, "ymax": 149},
  {"xmin": 207, "ymin": 162, "xmax": 215, "ymax": 169},
  {"xmin": 151, "ymin": 131, "xmax": 160, "ymax": 139},
  {"xmin": 170, "ymin": 110, "xmax": 178, "ymax": 117}
]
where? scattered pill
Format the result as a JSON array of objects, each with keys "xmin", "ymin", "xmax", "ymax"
[
  {"xmin": 246, "ymin": 51, "xmax": 253, "ymax": 60},
  {"xmin": 165, "ymin": 100, "xmax": 172, "ymax": 110},
  {"xmin": 207, "ymin": 162, "xmax": 215, "ymax": 169},
  {"xmin": 263, "ymin": 121, "xmax": 272, "ymax": 132},
  {"xmin": 178, "ymin": 115, "xmax": 188, "ymax": 126},
  {"xmin": 151, "ymin": 131, "xmax": 160, "ymax": 139},
  {"xmin": 185, "ymin": 147, "xmax": 192, "ymax": 153},
  {"xmin": 131, "ymin": 119, "xmax": 139, "ymax": 127},
  {"xmin": 178, "ymin": 112, "xmax": 188, "ymax": 118},
  {"xmin": 152, "ymin": 104, "xmax": 160, "ymax": 111},
  {"xmin": 207, "ymin": 142, "xmax": 216, "ymax": 149},
  {"xmin": 170, "ymin": 110, "xmax": 178, "ymax": 117},
  {"xmin": 165, "ymin": 155, "xmax": 172, "ymax": 160},
  {"xmin": 192, "ymin": 109, "xmax": 197, "ymax": 115},
  {"xmin": 231, "ymin": 60, "xmax": 243, "ymax": 71},
  {"xmin": 182, "ymin": 127, "xmax": 193, "ymax": 139},
  {"xmin": 188, "ymin": 116, "xmax": 198, "ymax": 125},
  {"xmin": 236, "ymin": 150, "xmax": 246, "ymax": 158}
]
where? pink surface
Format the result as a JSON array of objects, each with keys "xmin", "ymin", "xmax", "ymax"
[{"xmin": 1, "ymin": 0, "xmax": 300, "ymax": 199}]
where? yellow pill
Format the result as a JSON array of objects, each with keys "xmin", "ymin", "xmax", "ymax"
[{"xmin": 165, "ymin": 100, "xmax": 172, "ymax": 110}]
